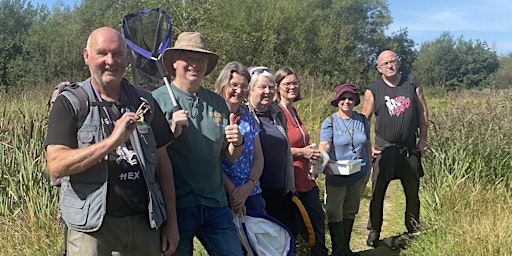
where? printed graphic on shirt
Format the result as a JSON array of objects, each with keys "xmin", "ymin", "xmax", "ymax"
[
  {"xmin": 209, "ymin": 111, "xmax": 226, "ymax": 124},
  {"xmin": 385, "ymin": 95, "xmax": 411, "ymax": 117},
  {"xmin": 116, "ymin": 145, "xmax": 138, "ymax": 167}
]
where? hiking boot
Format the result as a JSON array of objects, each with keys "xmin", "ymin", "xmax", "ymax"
[{"xmin": 366, "ymin": 230, "xmax": 380, "ymax": 247}]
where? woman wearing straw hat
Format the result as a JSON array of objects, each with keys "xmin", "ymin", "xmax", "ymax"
[
  {"xmin": 152, "ymin": 32, "xmax": 244, "ymax": 255},
  {"xmin": 319, "ymin": 84, "xmax": 371, "ymax": 256}
]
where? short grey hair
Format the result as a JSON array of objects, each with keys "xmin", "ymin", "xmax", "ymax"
[{"xmin": 247, "ymin": 66, "xmax": 275, "ymax": 91}]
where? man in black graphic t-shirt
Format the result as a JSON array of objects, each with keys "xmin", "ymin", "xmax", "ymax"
[{"xmin": 362, "ymin": 50, "xmax": 430, "ymax": 247}]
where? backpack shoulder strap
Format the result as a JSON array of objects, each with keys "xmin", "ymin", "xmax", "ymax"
[{"xmin": 55, "ymin": 82, "xmax": 90, "ymax": 128}]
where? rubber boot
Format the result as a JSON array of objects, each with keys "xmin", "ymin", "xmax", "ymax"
[
  {"xmin": 342, "ymin": 218, "xmax": 360, "ymax": 256},
  {"xmin": 328, "ymin": 222, "xmax": 344, "ymax": 256}
]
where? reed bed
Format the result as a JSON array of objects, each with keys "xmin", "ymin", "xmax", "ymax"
[{"xmin": 2, "ymin": 83, "xmax": 512, "ymax": 255}]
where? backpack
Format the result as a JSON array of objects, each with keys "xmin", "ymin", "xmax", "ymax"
[
  {"xmin": 48, "ymin": 82, "xmax": 90, "ymax": 129},
  {"xmin": 48, "ymin": 82, "xmax": 90, "ymax": 187}
]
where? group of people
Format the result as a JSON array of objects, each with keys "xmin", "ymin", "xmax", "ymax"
[{"xmin": 45, "ymin": 26, "xmax": 429, "ymax": 256}]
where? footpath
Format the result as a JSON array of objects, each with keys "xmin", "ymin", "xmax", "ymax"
[{"xmin": 350, "ymin": 180, "xmax": 410, "ymax": 256}]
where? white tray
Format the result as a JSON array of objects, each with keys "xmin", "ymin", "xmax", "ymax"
[{"xmin": 328, "ymin": 159, "xmax": 362, "ymax": 175}]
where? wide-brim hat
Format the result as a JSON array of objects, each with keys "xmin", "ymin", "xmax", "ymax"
[
  {"xmin": 162, "ymin": 32, "xmax": 219, "ymax": 76},
  {"xmin": 330, "ymin": 83, "xmax": 361, "ymax": 107}
]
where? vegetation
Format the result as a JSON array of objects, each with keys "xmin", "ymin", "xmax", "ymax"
[
  {"xmin": 2, "ymin": 0, "xmax": 510, "ymax": 93},
  {"xmin": 1, "ymin": 77, "xmax": 512, "ymax": 255},
  {"xmin": 1, "ymin": 0, "xmax": 512, "ymax": 255}
]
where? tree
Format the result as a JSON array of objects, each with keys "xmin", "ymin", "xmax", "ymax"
[
  {"xmin": 0, "ymin": 0, "xmax": 40, "ymax": 88},
  {"xmin": 414, "ymin": 32, "xmax": 459, "ymax": 89},
  {"xmin": 490, "ymin": 54, "xmax": 512, "ymax": 89},
  {"xmin": 414, "ymin": 32, "xmax": 499, "ymax": 89},
  {"xmin": 455, "ymin": 38, "xmax": 498, "ymax": 88}
]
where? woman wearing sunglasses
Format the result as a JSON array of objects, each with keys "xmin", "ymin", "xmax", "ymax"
[
  {"xmin": 247, "ymin": 66, "xmax": 297, "ymax": 235},
  {"xmin": 319, "ymin": 84, "xmax": 372, "ymax": 256}
]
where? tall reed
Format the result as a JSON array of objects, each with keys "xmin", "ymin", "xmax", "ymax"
[
  {"xmin": 0, "ymin": 87, "xmax": 59, "ymax": 226},
  {"xmin": 405, "ymin": 89, "xmax": 512, "ymax": 255}
]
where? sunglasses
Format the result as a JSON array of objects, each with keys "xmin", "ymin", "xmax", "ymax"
[
  {"xmin": 339, "ymin": 97, "xmax": 354, "ymax": 101},
  {"xmin": 251, "ymin": 68, "xmax": 273, "ymax": 76}
]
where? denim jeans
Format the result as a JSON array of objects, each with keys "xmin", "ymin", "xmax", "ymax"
[{"xmin": 174, "ymin": 205, "xmax": 243, "ymax": 256}]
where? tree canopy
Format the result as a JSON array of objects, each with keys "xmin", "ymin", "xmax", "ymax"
[{"xmin": 0, "ymin": 0, "xmax": 505, "ymax": 91}]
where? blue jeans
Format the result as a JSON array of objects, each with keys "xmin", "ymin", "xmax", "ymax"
[{"xmin": 174, "ymin": 205, "xmax": 243, "ymax": 256}]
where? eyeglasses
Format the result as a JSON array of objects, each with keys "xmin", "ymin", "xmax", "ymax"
[
  {"xmin": 377, "ymin": 59, "xmax": 398, "ymax": 67},
  {"xmin": 251, "ymin": 68, "xmax": 273, "ymax": 76},
  {"xmin": 228, "ymin": 82, "xmax": 248, "ymax": 91},
  {"xmin": 339, "ymin": 97, "xmax": 354, "ymax": 101},
  {"xmin": 281, "ymin": 81, "xmax": 299, "ymax": 88},
  {"xmin": 190, "ymin": 94, "xmax": 199, "ymax": 119}
]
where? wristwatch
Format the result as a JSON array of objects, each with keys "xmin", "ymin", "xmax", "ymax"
[{"xmin": 248, "ymin": 178, "xmax": 260, "ymax": 187}]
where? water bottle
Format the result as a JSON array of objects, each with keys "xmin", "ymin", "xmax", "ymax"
[{"xmin": 308, "ymin": 143, "xmax": 317, "ymax": 180}]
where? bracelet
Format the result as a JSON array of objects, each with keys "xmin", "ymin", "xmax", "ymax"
[{"xmin": 232, "ymin": 136, "xmax": 245, "ymax": 147}]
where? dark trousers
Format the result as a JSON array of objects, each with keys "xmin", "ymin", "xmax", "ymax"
[
  {"xmin": 295, "ymin": 186, "xmax": 328, "ymax": 255},
  {"xmin": 261, "ymin": 188, "xmax": 298, "ymax": 236},
  {"xmin": 368, "ymin": 151, "xmax": 421, "ymax": 233}
]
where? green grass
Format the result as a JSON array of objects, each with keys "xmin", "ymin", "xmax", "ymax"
[{"xmin": 2, "ymin": 81, "xmax": 512, "ymax": 255}]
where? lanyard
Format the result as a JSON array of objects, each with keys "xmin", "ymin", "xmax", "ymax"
[
  {"xmin": 337, "ymin": 112, "xmax": 356, "ymax": 153},
  {"xmin": 280, "ymin": 103, "xmax": 307, "ymax": 146},
  {"xmin": 92, "ymin": 84, "xmax": 126, "ymax": 127}
]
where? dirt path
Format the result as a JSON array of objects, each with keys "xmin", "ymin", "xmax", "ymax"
[{"xmin": 350, "ymin": 180, "xmax": 409, "ymax": 256}]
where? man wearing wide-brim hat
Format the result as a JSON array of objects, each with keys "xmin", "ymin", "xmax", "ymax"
[{"xmin": 152, "ymin": 32, "xmax": 245, "ymax": 255}]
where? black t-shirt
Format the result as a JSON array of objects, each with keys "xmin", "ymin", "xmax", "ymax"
[
  {"xmin": 368, "ymin": 74, "xmax": 419, "ymax": 149},
  {"xmin": 45, "ymin": 85, "xmax": 173, "ymax": 216}
]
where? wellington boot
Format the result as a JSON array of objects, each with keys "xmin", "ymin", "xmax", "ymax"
[
  {"xmin": 342, "ymin": 218, "xmax": 360, "ymax": 256},
  {"xmin": 328, "ymin": 222, "xmax": 344, "ymax": 256}
]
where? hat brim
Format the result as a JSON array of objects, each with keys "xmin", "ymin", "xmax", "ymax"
[
  {"xmin": 162, "ymin": 48, "xmax": 219, "ymax": 77},
  {"xmin": 330, "ymin": 90, "xmax": 360, "ymax": 107}
]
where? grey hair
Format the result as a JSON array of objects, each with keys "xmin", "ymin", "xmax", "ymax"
[
  {"xmin": 247, "ymin": 66, "xmax": 275, "ymax": 91},
  {"xmin": 214, "ymin": 61, "xmax": 250, "ymax": 94}
]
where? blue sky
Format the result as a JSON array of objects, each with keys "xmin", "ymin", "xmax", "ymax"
[
  {"xmin": 388, "ymin": 0, "xmax": 512, "ymax": 55},
  {"xmin": 30, "ymin": 0, "xmax": 512, "ymax": 55}
]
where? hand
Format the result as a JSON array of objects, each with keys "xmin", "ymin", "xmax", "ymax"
[
  {"xmin": 372, "ymin": 147, "xmax": 382, "ymax": 159},
  {"xmin": 171, "ymin": 110, "xmax": 189, "ymax": 136},
  {"xmin": 303, "ymin": 145, "xmax": 321, "ymax": 161},
  {"xmin": 225, "ymin": 113, "xmax": 242, "ymax": 145},
  {"xmin": 110, "ymin": 112, "xmax": 139, "ymax": 146},
  {"xmin": 418, "ymin": 139, "xmax": 429, "ymax": 154},
  {"xmin": 323, "ymin": 160, "xmax": 335, "ymax": 176},
  {"xmin": 230, "ymin": 183, "xmax": 252, "ymax": 207},
  {"xmin": 161, "ymin": 222, "xmax": 179, "ymax": 256}
]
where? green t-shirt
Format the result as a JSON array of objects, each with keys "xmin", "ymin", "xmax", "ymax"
[{"xmin": 153, "ymin": 83, "xmax": 229, "ymax": 209}]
